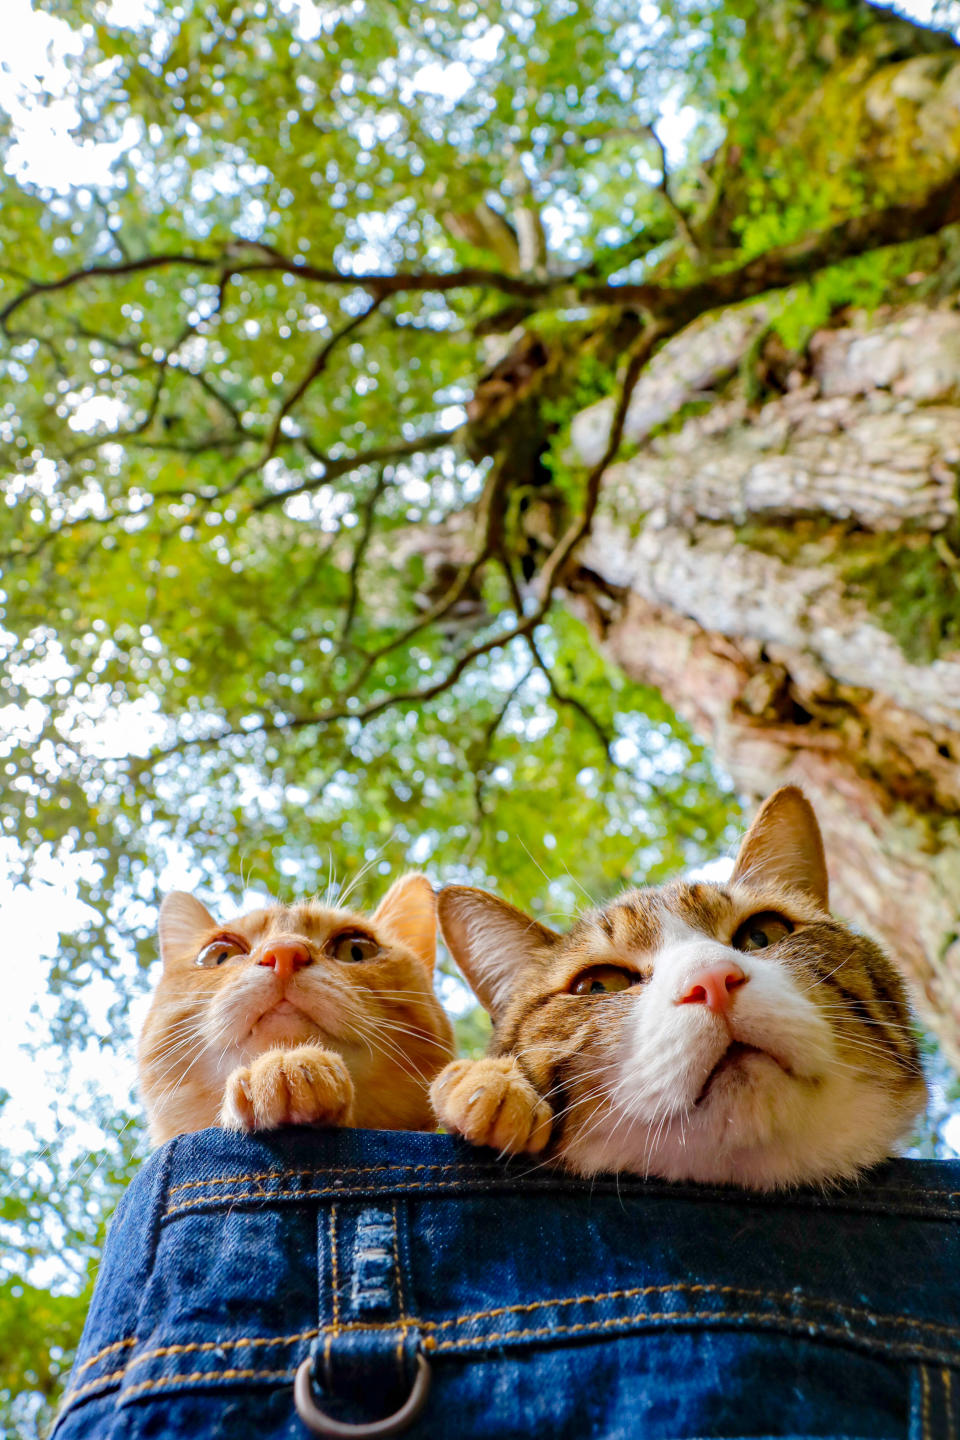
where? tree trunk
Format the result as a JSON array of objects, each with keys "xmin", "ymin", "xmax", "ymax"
[{"xmin": 567, "ymin": 301, "xmax": 960, "ymax": 1065}]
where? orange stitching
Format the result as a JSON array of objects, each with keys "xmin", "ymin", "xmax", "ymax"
[
  {"xmin": 944, "ymin": 1366, "xmax": 956, "ymax": 1437},
  {"xmin": 330, "ymin": 1207, "xmax": 340, "ymax": 1331},
  {"xmin": 164, "ymin": 1175, "xmax": 960, "ymax": 1220},
  {"xmin": 420, "ymin": 1282, "xmax": 960, "ymax": 1341},
  {"xmin": 61, "ymin": 1280, "xmax": 960, "ymax": 1403},
  {"xmin": 60, "ymin": 1365, "xmax": 129, "ymax": 1405},
  {"xmin": 423, "ymin": 1310, "xmax": 960, "ymax": 1359},
  {"xmin": 74, "ymin": 1336, "xmax": 137, "ymax": 1376},
  {"xmin": 60, "ymin": 1330, "xmax": 319, "ymax": 1408},
  {"xmin": 164, "ymin": 1166, "xmax": 960, "ymax": 1202},
  {"xmin": 123, "ymin": 1328, "xmax": 317, "ymax": 1372},
  {"xmin": 120, "ymin": 1367, "xmax": 296, "ymax": 1400},
  {"xmin": 324, "ymin": 1205, "xmax": 339, "ymax": 1374},
  {"xmin": 298, "ymin": 1320, "xmax": 419, "ymax": 1334},
  {"xmin": 57, "ymin": 1308, "xmax": 960, "ymax": 1416},
  {"xmin": 167, "ymin": 1163, "xmax": 478, "ymax": 1195},
  {"xmin": 922, "ymin": 1363, "xmax": 932, "ymax": 1440},
  {"xmin": 165, "ymin": 1180, "xmax": 493, "ymax": 1216},
  {"xmin": 392, "ymin": 1201, "xmax": 406, "ymax": 1369}
]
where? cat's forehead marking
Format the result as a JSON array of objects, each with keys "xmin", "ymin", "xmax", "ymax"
[
  {"xmin": 573, "ymin": 881, "xmax": 739, "ymax": 962},
  {"xmin": 662, "ymin": 881, "xmax": 737, "ymax": 937},
  {"xmin": 573, "ymin": 890, "xmax": 663, "ymax": 957}
]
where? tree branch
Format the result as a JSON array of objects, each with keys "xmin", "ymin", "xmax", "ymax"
[
  {"xmin": 642, "ymin": 123, "xmax": 699, "ymax": 259},
  {"xmin": 6, "ymin": 174, "xmax": 960, "ymax": 334},
  {"xmin": 129, "ymin": 323, "xmax": 659, "ymax": 766},
  {"xmin": 336, "ymin": 466, "xmax": 390, "ymax": 656},
  {"xmin": 260, "ymin": 296, "xmax": 385, "ymax": 460}
]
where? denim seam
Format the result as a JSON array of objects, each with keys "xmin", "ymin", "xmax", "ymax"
[
  {"xmin": 61, "ymin": 1366, "xmax": 130, "ymax": 1405},
  {"xmin": 63, "ymin": 1272, "xmax": 960, "ymax": 1382},
  {"xmin": 62, "ymin": 1279, "xmax": 960, "ymax": 1383},
  {"xmin": 60, "ymin": 1329, "xmax": 322, "ymax": 1406},
  {"xmin": 161, "ymin": 1179, "xmax": 960, "ymax": 1219},
  {"xmin": 164, "ymin": 1181, "xmax": 530, "ymax": 1216},
  {"xmin": 57, "ymin": 1309, "xmax": 960, "ymax": 1416},
  {"xmin": 422, "ymin": 1311, "xmax": 960, "ymax": 1359},
  {"xmin": 922, "ymin": 1364, "xmax": 932, "ymax": 1440},
  {"xmin": 420, "ymin": 1282, "xmax": 960, "ymax": 1339},
  {"xmin": 945, "ymin": 1365, "xmax": 956, "ymax": 1437},
  {"xmin": 166, "ymin": 1163, "xmax": 463, "ymax": 1194},
  {"xmin": 74, "ymin": 1337, "xmax": 137, "ymax": 1376},
  {"xmin": 120, "ymin": 1367, "xmax": 297, "ymax": 1400},
  {"xmin": 324, "ymin": 1205, "xmax": 339, "ymax": 1375},
  {"xmin": 392, "ymin": 1201, "xmax": 406, "ymax": 1370},
  {"xmin": 62, "ymin": 1307, "xmax": 960, "ymax": 1412},
  {"xmin": 163, "ymin": 1163, "xmax": 960, "ymax": 1204}
]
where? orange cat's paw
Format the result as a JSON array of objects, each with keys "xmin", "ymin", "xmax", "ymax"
[
  {"xmin": 221, "ymin": 1046, "xmax": 355, "ymax": 1132},
  {"xmin": 430, "ymin": 1057, "xmax": 552, "ymax": 1155}
]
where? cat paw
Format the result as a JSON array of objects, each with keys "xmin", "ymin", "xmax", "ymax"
[
  {"xmin": 430, "ymin": 1057, "xmax": 552, "ymax": 1154},
  {"xmin": 221, "ymin": 1046, "xmax": 356, "ymax": 1132}
]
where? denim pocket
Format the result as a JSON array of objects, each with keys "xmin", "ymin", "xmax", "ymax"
[{"xmin": 54, "ymin": 1127, "xmax": 960, "ymax": 1440}]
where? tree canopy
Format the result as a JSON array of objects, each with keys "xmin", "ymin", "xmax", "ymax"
[{"xmin": 3, "ymin": 0, "xmax": 960, "ymax": 1432}]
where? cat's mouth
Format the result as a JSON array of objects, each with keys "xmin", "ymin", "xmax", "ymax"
[
  {"xmin": 248, "ymin": 997, "xmax": 313, "ymax": 1036},
  {"xmin": 694, "ymin": 1041, "xmax": 789, "ymax": 1106},
  {"xmin": 270, "ymin": 999, "xmax": 302, "ymax": 1016}
]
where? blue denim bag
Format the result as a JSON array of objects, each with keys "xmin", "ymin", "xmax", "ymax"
[{"xmin": 53, "ymin": 1127, "xmax": 960, "ymax": 1439}]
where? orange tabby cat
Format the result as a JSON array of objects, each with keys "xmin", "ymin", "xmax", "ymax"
[
  {"xmin": 431, "ymin": 789, "xmax": 926, "ymax": 1189},
  {"xmin": 140, "ymin": 872, "xmax": 454, "ymax": 1145}
]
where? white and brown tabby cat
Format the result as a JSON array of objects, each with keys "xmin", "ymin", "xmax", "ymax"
[
  {"xmin": 431, "ymin": 788, "xmax": 926, "ymax": 1189},
  {"xmin": 140, "ymin": 872, "xmax": 454, "ymax": 1145}
]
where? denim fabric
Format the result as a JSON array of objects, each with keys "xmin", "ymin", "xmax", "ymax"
[{"xmin": 53, "ymin": 1127, "xmax": 960, "ymax": 1440}]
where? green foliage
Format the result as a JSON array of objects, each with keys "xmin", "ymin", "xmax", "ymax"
[
  {"xmin": 0, "ymin": 1279, "xmax": 90, "ymax": 1440},
  {"xmin": 768, "ymin": 245, "xmax": 935, "ymax": 353},
  {"xmin": 735, "ymin": 518, "xmax": 960, "ymax": 665},
  {"xmin": 842, "ymin": 534, "xmax": 960, "ymax": 665},
  {"xmin": 0, "ymin": 1090, "xmax": 141, "ymax": 1437}
]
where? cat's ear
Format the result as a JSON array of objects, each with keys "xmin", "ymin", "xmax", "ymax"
[
  {"xmin": 438, "ymin": 886, "xmax": 560, "ymax": 1018},
  {"xmin": 731, "ymin": 786, "xmax": 829, "ymax": 910},
  {"xmin": 373, "ymin": 873, "xmax": 437, "ymax": 971},
  {"xmin": 158, "ymin": 891, "xmax": 218, "ymax": 966}
]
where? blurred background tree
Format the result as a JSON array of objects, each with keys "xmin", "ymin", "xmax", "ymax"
[{"xmin": 2, "ymin": 0, "xmax": 960, "ymax": 1431}]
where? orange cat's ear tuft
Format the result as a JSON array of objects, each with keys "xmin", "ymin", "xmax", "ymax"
[
  {"xmin": 158, "ymin": 891, "xmax": 218, "ymax": 966},
  {"xmin": 438, "ymin": 886, "xmax": 560, "ymax": 1019},
  {"xmin": 731, "ymin": 786, "xmax": 829, "ymax": 910},
  {"xmin": 373, "ymin": 873, "xmax": 437, "ymax": 971}
]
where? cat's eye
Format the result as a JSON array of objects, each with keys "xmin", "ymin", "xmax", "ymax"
[
  {"xmin": 195, "ymin": 935, "xmax": 248, "ymax": 967},
  {"xmin": 569, "ymin": 965, "xmax": 640, "ymax": 996},
  {"xmin": 731, "ymin": 912, "xmax": 794, "ymax": 953},
  {"xmin": 330, "ymin": 931, "xmax": 382, "ymax": 964}
]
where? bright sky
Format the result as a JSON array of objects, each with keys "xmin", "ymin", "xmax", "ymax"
[{"xmin": 2, "ymin": 0, "xmax": 958, "ymax": 1204}]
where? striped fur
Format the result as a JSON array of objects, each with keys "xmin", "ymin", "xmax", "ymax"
[{"xmin": 432, "ymin": 788, "xmax": 926, "ymax": 1189}]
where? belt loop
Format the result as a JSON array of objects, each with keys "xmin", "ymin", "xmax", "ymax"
[{"xmin": 300, "ymin": 1199, "xmax": 429, "ymax": 1435}]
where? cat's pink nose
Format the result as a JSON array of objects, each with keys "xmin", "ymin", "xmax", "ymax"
[
  {"xmin": 259, "ymin": 941, "xmax": 310, "ymax": 981},
  {"xmin": 677, "ymin": 963, "xmax": 747, "ymax": 1013}
]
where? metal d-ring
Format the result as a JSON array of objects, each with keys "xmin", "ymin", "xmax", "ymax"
[{"xmin": 293, "ymin": 1353, "xmax": 431, "ymax": 1438}]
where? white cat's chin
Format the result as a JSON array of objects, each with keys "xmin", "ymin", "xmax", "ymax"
[{"xmin": 563, "ymin": 1060, "xmax": 913, "ymax": 1190}]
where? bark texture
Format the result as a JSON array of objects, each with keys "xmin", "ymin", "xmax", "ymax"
[{"xmin": 568, "ymin": 302, "xmax": 960, "ymax": 1065}]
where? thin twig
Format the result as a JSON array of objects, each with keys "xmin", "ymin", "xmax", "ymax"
[{"xmin": 336, "ymin": 467, "xmax": 390, "ymax": 656}]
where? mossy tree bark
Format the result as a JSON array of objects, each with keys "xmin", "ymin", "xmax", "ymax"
[{"xmin": 566, "ymin": 300, "xmax": 960, "ymax": 1065}]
